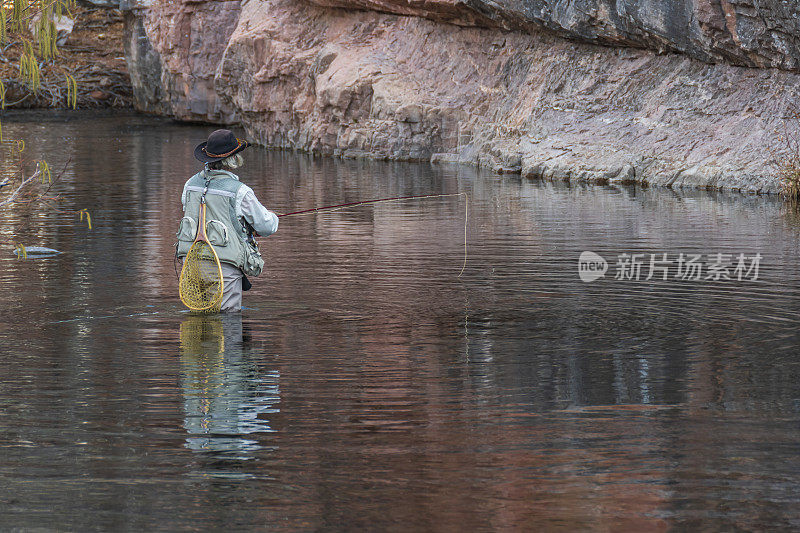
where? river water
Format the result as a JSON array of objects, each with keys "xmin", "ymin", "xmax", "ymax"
[{"xmin": 0, "ymin": 112, "xmax": 799, "ymax": 530}]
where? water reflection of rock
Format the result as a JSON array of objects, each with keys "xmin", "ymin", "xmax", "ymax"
[{"xmin": 179, "ymin": 313, "xmax": 280, "ymax": 460}]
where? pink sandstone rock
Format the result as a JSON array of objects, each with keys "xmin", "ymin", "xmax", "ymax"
[
  {"xmin": 122, "ymin": 0, "xmax": 800, "ymax": 192},
  {"xmin": 307, "ymin": 0, "xmax": 800, "ymax": 72},
  {"xmin": 123, "ymin": 0, "xmax": 242, "ymax": 122}
]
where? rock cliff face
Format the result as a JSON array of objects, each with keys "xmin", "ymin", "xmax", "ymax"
[
  {"xmin": 123, "ymin": 0, "xmax": 242, "ymax": 123},
  {"xmin": 309, "ymin": 0, "xmax": 800, "ymax": 71},
  {"xmin": 122, "ymin": 0, "xmax": 800, "ymax": 193}
]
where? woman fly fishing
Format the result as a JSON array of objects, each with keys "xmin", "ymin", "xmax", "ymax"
[{"xmin": 176, "ymin": 129, "xmax": 279, "ymax": 313}]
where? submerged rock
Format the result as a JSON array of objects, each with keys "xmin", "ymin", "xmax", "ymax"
[
  {"xmin": 13, "ymin": 246, "xmax": 62, "ymax": 257},
  {"xmin": 121, "ymin": 0, "xmax": 799, "ymax": 193}
]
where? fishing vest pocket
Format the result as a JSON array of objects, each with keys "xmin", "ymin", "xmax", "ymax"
[
  {"xmin": 243, "ymin": 241, "xmax": 265, "ymax": 277},
  {"xmin": 176, "ymin": 216, "xmax": 197, "ymax": 242},
  {"xmin": 206, "ymin": 220, "xmax": 229, "ymax": 246}
]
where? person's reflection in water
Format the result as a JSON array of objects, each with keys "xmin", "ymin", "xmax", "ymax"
[{"xmin": 179, "ymin": 313, "xmax": 279, "ymax": 462}]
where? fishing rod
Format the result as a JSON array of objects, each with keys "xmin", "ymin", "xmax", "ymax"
[
  {"xmin": 276, "ymin": 192, "xmax": 466, "ymax": 218},
  {"xmin": 273, "ymin": 192, "xmax": 469, "ymax": 277}
]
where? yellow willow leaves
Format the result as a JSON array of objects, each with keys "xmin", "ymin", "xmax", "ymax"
[
  {"xmin": 0, "ymin": 9, "xmax": 6, "ymax": 44},
  {"xmin": 11, "ymin": 0, "xmax": 24, "ymax": 28},
  {"xmin": 34, "ymin": 8, "xmax": 56, "ymax": 60},
  {"xmin": 18, "ymin": 40, "xmax": 40, "ymax": 91},
  {"xmin": 0, "ymin": 0, "xmax": 78, "ymax": 96},
  {"xmin": 65, "ymin": 73, "xmax": 76, "ymax": 108},
  {"xmin": 53, "ymin": 0, "xmax": 73, "ymax": 20},
  {"xmin": 37, "ymin": 159, "xmax": 50, "ymax": 183},
  {"xmin": 78, "ymin": 208, "xmax": 91, "ymax": 230},
  {"xmin": 13, "ymin": 242, "xmax": 27, "ymax": 259}
]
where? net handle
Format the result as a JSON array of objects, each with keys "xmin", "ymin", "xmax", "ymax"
[
  {"xmin": 195, "ymin": 203, "xmax": 209, "ymax": 243},
  {"xmin": 180, "ymin": 202, "xmax": 224, "ymax": 312}
]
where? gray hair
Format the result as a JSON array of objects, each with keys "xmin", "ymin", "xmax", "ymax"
[
  {"xmin": 221, "ymin": 153, "xmax": 244, "ymax": 169},
  {"xmin": 208, "ymin": 153, "xmax": 244, "ymax": 170}
]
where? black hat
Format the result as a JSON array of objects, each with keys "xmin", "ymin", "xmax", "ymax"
[{"xmin": 194, "ymin": 129, "xmax": 250, "ymax": 163}]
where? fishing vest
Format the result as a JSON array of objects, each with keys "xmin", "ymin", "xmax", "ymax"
[{"xmin": 176, "ymin": 169, "xmax": 264, "ymax": 276}]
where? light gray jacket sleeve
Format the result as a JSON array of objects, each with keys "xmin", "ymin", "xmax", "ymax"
[
  {"xmin": 235, "ymin": 185, "xmax": 279, "ymax": 236},
  {"xmin": 181, "ymin": 180, "xmax": 190, "ymax": 210}
]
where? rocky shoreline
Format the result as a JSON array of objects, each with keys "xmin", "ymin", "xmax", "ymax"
[{"xmin": 120, "ymin": 0, "xmax": 800, "ymax": 194}]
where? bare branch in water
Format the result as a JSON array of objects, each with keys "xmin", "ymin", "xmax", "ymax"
[{"xmin": 0, "ymin": 166, "xmax": 41, "ymax": 207}]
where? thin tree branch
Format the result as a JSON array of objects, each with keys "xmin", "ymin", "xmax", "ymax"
[{"xmin": 0, "ymin": 167, "xmax": 42, "ymax": 207}]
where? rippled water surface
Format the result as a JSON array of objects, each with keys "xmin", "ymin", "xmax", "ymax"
[{"xmin": 1, "ymin": 112, "xmax": 799, "ymax": 531}]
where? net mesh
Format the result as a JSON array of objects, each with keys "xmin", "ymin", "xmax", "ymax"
[{"xmin": 179, "ymin": 240, "xmax": 223, "ymax": 313}]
